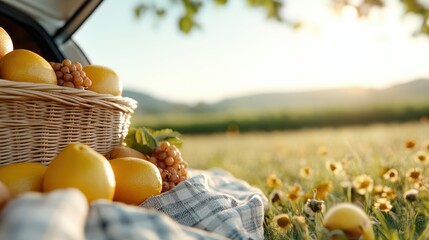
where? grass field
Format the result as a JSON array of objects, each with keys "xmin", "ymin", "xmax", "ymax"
[{"xmin": 179, "ymin": 121, "xmax": 429, "ymax": 239}]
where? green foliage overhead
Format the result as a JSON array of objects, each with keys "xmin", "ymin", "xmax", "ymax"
[{"xmin": 134, "ymin": 0, "xmax": 429, "ymax": 36}]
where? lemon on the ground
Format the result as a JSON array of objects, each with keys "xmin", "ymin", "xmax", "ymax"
[
  {"xmin": 0, "ymin": 49, "xmax": 56, "ymax": 84},
  {"xmin": 83, "ymin": 65, "xmax": 122, "ymax": 96},
  {"xmin": 0, "ymin": 27, "xmax": 13, "ymax": 59},
  {"xmin": 323, "ymin": 203, "xmax": 374, "ymax": 240},
  {"xmin": 0, "ymin": 162, "xmax": 47, "ymax": 197},
  {"xmin": 109, "ymin": 157, "xmax": 162, "ymax": 205},
  {"xmin": 0, "ymin": 181, "xmax": 12, "ymax": 211},
  {"xmin": 43, "ymin": 143, "xmax": 116, "ymax": 203}
]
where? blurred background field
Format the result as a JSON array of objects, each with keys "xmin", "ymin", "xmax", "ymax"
[{"xmin": 173, "ymin": 121, "xmax": 429, "ymax": 190}]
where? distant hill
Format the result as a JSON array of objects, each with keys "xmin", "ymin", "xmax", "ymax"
[
  {"xmin": 122, "ymin": 90, "xmax": 189, "ymax": 114},
  {"xmin": 123, "ymin": 79, "xmax": 429, "ymax": 114}
]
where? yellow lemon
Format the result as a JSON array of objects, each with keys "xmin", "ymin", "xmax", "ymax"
[
  {"xmin": 0, "ymin": 27, "xmax": 13, "ymax": 59},
  {"xmin": 323, "ymin": 203, "xmax": 374, "ymax": 240},
  {"xmin": 43, "ymin": 143, "xmax": 116, "ymax": 203},
  {"xmin": 0, "ymin": 162, "xmax": 47, "ymax": 197},
  {"xmin": 0, "ymin": 49, "xmax": 56, "ymax": 84},
  {"xmin": 109, "ymin": 157, "xmax": 162, "ymax": 205},
  {"xmin": 83, "ymin": 65, "xmax": 122, "ymax": 96}
]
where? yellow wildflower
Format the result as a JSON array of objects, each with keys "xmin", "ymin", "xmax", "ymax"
[
  {"xmin": 374, "ymin": 198, "xmax": 393, "ymax": 212},
  {"xmin": 373, "ymin": 184, "xmax": 384, "ymax": 195},
  {"xmin": 413, "ymin": 179, "xmax": 428, "ymax": 191},
  {"xmin": 381, "ymin": 186, "xmax": 397, "ymax": 200},
  {"xmin": 405, "ymin": 139, "xmax": 417, "ymax": 150},
  {"xmin": 414, "ymin": 151, "xmax": 429, "ymax": 165},
  {"xmin": 318, "ymin": 146, "xmax": 328, "ymax": 156},
  {"xmin": 325, "ymin": 161, "xmax": 343, "ymax": 175},
  {"xmin": 299, "ymin": 166, "xmax": 313, "ymax": 178},
  {"xmin": 285, "ymin": 183, "xmax": 303, "ymax": 202},
  {"xmin": 272, "ymin": 214, "xmax": 292, "ymax": 233},
  {"xmin": 315, "ymin": 181, "xmax": 333, "ymax": 200},
  {"xmin": 406, "ymin": 168, "xmax": 423, "ymax": 183},
  {"xmin": 266, "ymin": 173, "xmax": 283, "ymax": 189},
  {"xmin": 353, "ymin": 174, "xmax": 374, "ymax": 195},
  {"xmin": 383, "ymin": 168, "xmax": 399, "ymax": 183}
]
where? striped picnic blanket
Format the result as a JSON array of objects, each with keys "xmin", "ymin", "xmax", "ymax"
[{"xmin": 0, "ymin": 168, "xmax": 267, "ymax": 240}]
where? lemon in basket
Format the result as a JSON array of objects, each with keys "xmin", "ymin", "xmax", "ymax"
[
  {"xmin": 109, "ymin": 157, "xmax": 162, "ymax": 205},
  {"xmin": 0, "ymin": 49, "xmax": 57, "ymax": 84},
  {"xmin": 0, "ymin": 27, "xmax": 13, "ymax": 59},
  {"xmin": 0, "ymin": 162, "xmax": 47, "ymax": 196},
  {"xmin": 43, "ymin": 143, "xmax": 116, "ymax": 203},
  {"xmin": 83, "ymin": 65, "xmax": 122, "ymax": 96}
]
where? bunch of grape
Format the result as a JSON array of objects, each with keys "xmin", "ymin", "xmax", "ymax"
[
  {"xmin": 50, "ymin": 59, "xmax": 92, "ymax": 89},
  {"xmin": 148, "ymin": 141, "xmax": 189, "ymax": 192}
]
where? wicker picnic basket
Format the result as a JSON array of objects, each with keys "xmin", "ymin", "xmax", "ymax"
[{"xmin": 0, "ymin": 79, "xmax": 137, "ymax": 166}]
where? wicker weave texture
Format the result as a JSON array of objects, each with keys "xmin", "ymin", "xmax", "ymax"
[{"xmin": 0, "ymin": 79, "xmax": 137, "ymax": 165}]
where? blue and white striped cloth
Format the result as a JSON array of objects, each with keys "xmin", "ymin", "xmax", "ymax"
[{"xmin": 0, "ymin": 168, "xmax": 267, "ymax": 240}]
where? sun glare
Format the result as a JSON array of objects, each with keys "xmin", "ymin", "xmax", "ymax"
[{"xmin": 308, "ymin": 4, "xmax": 381, "ymax": 88}]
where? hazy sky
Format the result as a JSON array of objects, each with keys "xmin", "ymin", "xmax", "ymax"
[{"xmin": 74, "ymin": 0, "xmax": 429, "ymax": 104}]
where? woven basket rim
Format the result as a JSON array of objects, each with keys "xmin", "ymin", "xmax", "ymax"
[{"xmin": 0, "ymin": 79, "xmax": 137, "ymax": 113}]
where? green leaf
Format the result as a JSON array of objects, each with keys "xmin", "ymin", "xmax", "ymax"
[
  {"xmin": 155, "ymin": 8, "xmax": 166, "ymax": 17},
  {"xmin": 125, "ymin": 127, "xmax": 183, "ymax": 154},
  {"xmin": 179, "ymin": 16, "xmax": 194, "ymax": 33},
  {"xmin": 151, "ymin": 128, "xmax": 183, "ymax": 148},
  {"xmin": 142, "ymin": 127, "xmax": 158, "ymax": 151},
  {"xmin": 134, "ymin": 4, "xmax": 147, "ymax": 18},
  {"xmin": 214, "ymin": 0, "xmax": 228, "ymax": 5},
  {"xmin": 124, "ymin": 127, "xmax": 159, "ymax": 155}
]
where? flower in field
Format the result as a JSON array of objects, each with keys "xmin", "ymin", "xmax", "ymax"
[
  {"xmin": 381, "ymin": 186, "xmax": 397, "ymax": 200},
  {"xmin": 318, "ymin": 146, "xmax": 328, "ymax": 156},
  {"xmin": 404, "ymin": 189, "xmax": 419, "ymax": 203},
  {"xmin": 325, "ymin": 161, "xmax": 343, "ymax": 175},
  {"xmin": 272, "ymin": 214, "xmax": 292, "ymax": 233},
  {"xmin": 266, "ymin": 173, "xmax": 282, "ymax": 189},
  {"xmin": 406, "ymin": 168, "xmax": 423, "ymax": 183},
  {"xmin": 373, "ymin": 184, "xmax": 384, "ymax": 195},
  {"xmin": 269, "ymin": 189, "xmax": 285, "ymax": 204},
  {"xmin": 285, "ymin": 183, "xmax": 304, "ymax": 202},
  {"xmin": 299, "ymin": 166, "xmax": 313, "ymax": 178},
  {"xmin": 315, "ymin": 181, "xmax": 333, "ymax": 200},
  {"xmin": 414, "ymin": 151, "xmax": 429, "ymax": 165},
  {"xmin": 304, "ymin": 198, "xmax": 326, "ymax": 220},
  {"xmin": 405, "ymin": 139, "xmax": 417, "ymax": 150},
  {"xmin": 413, "ymin": 179, "xmax": 428, "ymax": 191},
  {"xmin": 373, "ymin": 198, "xmax": 393, "ymax": 212},
  {"xmin": 353, "ymin": 174, "xmax": 374, "ymax": 195},
  {"xmin": 383, "ymin": 168, "xmax": 399, "ymax": 183}
]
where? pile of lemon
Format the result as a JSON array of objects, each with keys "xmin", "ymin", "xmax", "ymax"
[
  {"xmin": 0, "ymin": 27, "xmax": 122, "ymax": 96},
  {"xmin": 0, "ymin": 143, "xmax": 163, "ymax": 209}
]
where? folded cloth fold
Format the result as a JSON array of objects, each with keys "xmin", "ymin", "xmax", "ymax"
[
  {"xmin": 86, "ymin": 200, "xmax": 227, "ymax": 240},
  {"xmin": 0, "ymin": 168, "xmax": 267, "ymax": 240},
  {"xmin": 141, "ymin": 168, "xmax": 267, "ymax": 240},
  {"xmin": 0, "ymin": 188, "xmax": 88, "ymax": 240}
]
